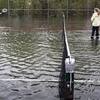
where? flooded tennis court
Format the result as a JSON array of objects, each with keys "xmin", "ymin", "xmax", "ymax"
[{"xmin": 0, "ymin": 0, "xmax": 100, "ymax": 99}]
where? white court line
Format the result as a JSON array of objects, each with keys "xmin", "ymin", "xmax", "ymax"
[
  {"xmin": 0, "ymin": 79, "xmax": 100, "ymax": 84},
  {"xmin": 0, "ymin": 27, "xmax": 11, "ymax": 28},
  {"xmin": 75, "ymin": 80, "xmax": 100, "ymax": 83},
  {"xmin": 0, "ymin": 79, "xmax": 59, "ymax": 82}
]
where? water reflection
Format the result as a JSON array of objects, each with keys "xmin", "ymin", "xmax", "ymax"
[{"xmin": 91, "ymin": 38, "xmax": 99, "ymax": 49}]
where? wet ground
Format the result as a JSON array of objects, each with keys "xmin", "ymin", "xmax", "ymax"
[
  {"xmin": 0, "ymin": 28, "xmax": 63, "ymax": 100},
  {"xmin": 67, "ymin": 30, "xmax": 100, "ymax": 100},
  {"xmin": 0, "ymin": 14, "xmax": 100, "ymax": 100}
]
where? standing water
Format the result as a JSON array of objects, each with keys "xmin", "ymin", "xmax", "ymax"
[
  {"xmin": 66, "ymin": 12, "xmax": 100, "ymax": 99},
  {"xmin": 0, "ymin": 15, "xmax": 64, "ymax": 100},
  {"xmin": 68, "ymin": 30, "xmax": 100, "ymax": 100},
  {"xmin": 0, "ymin": 11, "xmax": 100, "ymax": 100}
]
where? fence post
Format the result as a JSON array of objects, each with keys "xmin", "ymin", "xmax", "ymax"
[{"xmin": 65, "ymin": 57, "xmax": 75, "ymax": 91}]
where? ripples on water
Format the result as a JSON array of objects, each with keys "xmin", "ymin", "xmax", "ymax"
[
  {"xmin": 0, "ymin": 81, "xmax": 60, "ymax": 100},
  {"xmin": 68, "ymin": 31, "xmax": 100, "ymax": 100},
  {"xmin": 0, "ymin": 29, "xmax": 63, "ymax": 100}
]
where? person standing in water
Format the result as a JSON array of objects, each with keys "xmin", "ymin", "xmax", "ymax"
[{"xmin": 91, "ymin": 8, "xmax": 100, "ymax": 39}]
